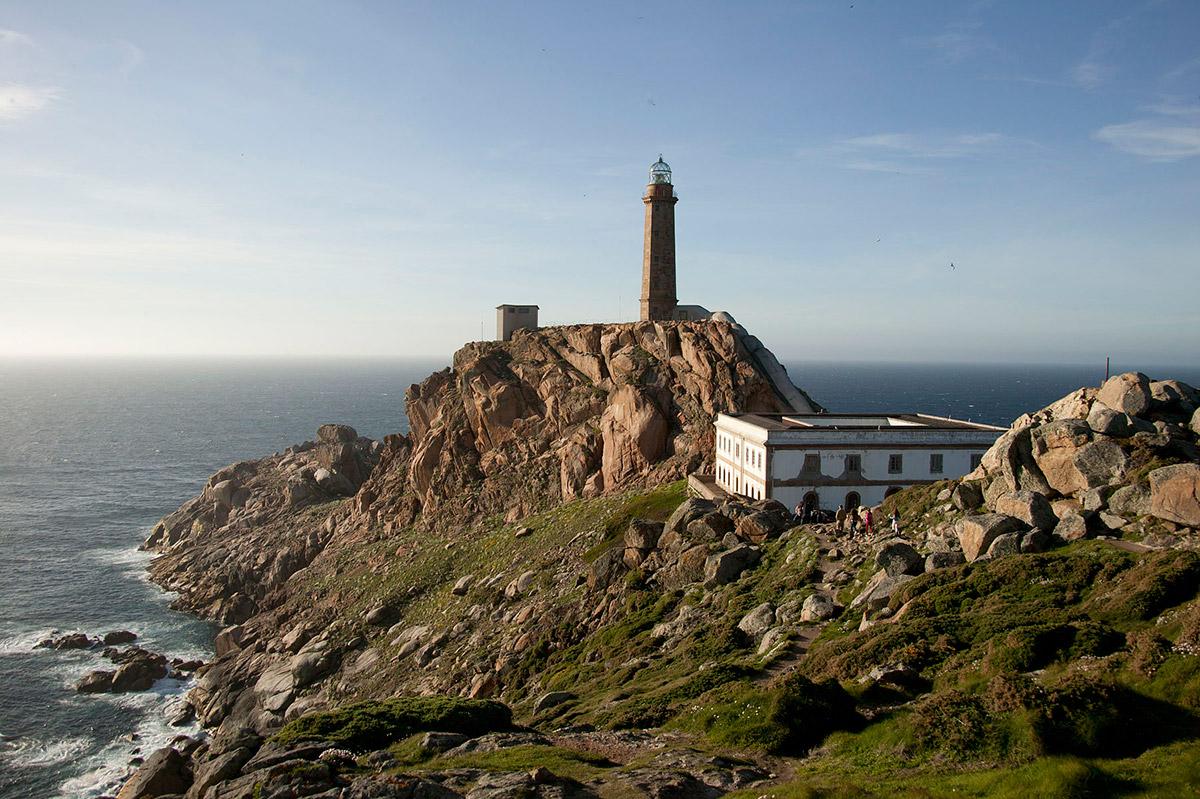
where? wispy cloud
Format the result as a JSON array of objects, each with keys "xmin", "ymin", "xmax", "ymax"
[
  {"xmin": 0, "ymin": 84, "xmax": 60, "ymax": 121},
  {"xmin": 842, "ymin": 132, "xmax": 1006, "ymax": 158},
  {"xmin": 1093, "ymin": 100, "xmax": 1200, "ymax": 162},
  {"xmin": 116, "ymin": 40, "xmax": 144, "ymax": 75},
  {"xmin": 1146, "ymin": 100, "xmax": 1200, "ymax": 118},
  {"xmin": 1094, "ymin": 121, "xmax": 1200, "ymax": 161},
  {"xmin": 840, "ymin": 160, "xmax": 935, "ymax": 176},
  {"xmin": 0, "ymin": 28, "xmax": 33, "ymax": 47},
  {"xmin": 1163, "ymin": 55, "xmax": 1200, "ymax": 82},
  {"xmin": 1070, "ymin": 3, "xmax": 1161, "ymax": 90},
  {"xmin": 805, "ymin": 131, "xmax": 1015, "ymax": 175},
  {"xmin": 909, "ymin": 21, "xmax": 998, "ymax": 64},
  {"xmin": 1071, "ymin": 60, "xmax": 1112, "ymax": 91}
]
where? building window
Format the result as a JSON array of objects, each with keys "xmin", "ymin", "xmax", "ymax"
[
  {"xmin": 802, "ymin": 454, "xmax": 820, "ymax": 474},
  {"xmin": 930, "ymin": 453, "xmax": 944, "ymax": 474},
  {"xmin": 846, "ymin": 454, "xmax": 862, "ymax": 472},
  {"xmin": 888, "ymin": 454, "xmax": 903, "ymax": 474},
  {"xmin": 971, "ymin": 453, "xmax": 983, "ymax": 470}
]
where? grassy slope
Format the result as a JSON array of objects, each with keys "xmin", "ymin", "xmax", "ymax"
[{"xmin": 282, "ymin": 480, "xmax": 1200, "ymax": 796}]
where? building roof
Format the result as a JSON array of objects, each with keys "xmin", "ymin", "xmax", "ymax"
[
  {"xmin": 495, "ymin": 304, "xmax": 539, "ymax": 309},
  {"xmin": 719, "ymin": 412, "xmax": 1006, "ymax": 432}
]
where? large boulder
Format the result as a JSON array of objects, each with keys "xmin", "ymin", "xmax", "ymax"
[
  {"xmin": 737, "ymin": 602, "xmax": 776, "ymax": 638},
  {"xmin": 686, "ymin": 512, "xmax": 735, "ymax": 541},
  {"xmin": 849, "ymin": 570, "xmax": 914, "ymax": 613},
  {"xmin": 663, "ymin": 498, "xmax": 716, "ymax": 537},
  {"xmin": 992, "ymin": 490, "xmax": 1057, "ymax": 530},
  {"xmin": 984, "ymin": 532, "xmax": 1022, "ymax": 559},
  {"xmin": 116, "ymin": 747, "xmax": 191, "ymax": 799},
  {"xmin": 587, "ymin": 547, "xmax": 628, "ymax": 591},
  {"xmin": 1151, "ymin": 379, "xmax": 1200, "ymax": 413},
  {"xmin": 800, "ymin": 593, "xmax": 837, "ymax": 622},
  {"xmin": 874, "ymin": 541, "xmax": 923, "ymax": 577},
  {"xmin": 704, "ymin": 545, "xmax": 761, "ymax": 584},
  {"xmin": 1033, "ymin": 421, "xmax": 1127, "ymax": 496},
  {"xmin": 1108, "ymin": 483, "xmax": 1151, "ymax": 517},
  {"xmin": 111, "ymin": 651, "xmax": 168, "ymax": 692},
  {"xmin": 926, "ymin": 550, "xmax": 966, "ymax": 571},
  {"xmin": 600, "ymin": 385, "xmax": 669, "ymax": 490},
  {"xmin": 624, "ymin": 519, "xmax": 664, "ymax": 550},
  {"xmin": 1148, "ymin": 464, "xmax": 1200, "ymax": 528},
  {"xmin": 735, "ymin": 511, "xmax": 786, "ymax": 543},
  {"xmin": 979, "ymin": 426, "xmax": 1050, "ymax": 495},
  {"xmin": 77, "ymin": 670, "xmax": 115, "ymax": 693},
  {"xmin": 1086, "ymin": 404, "xmax": 1154, "ymax": 437},
  {"xmin": 1096, "ymin": 372, "xmax": 1152, "ymax": 417},
  {"xmin": 1054, "ymin": 512, "xmax": 1090, "ymax": 541},
  {"xmin": 957, "ymin": 514, "xmax": 1026, "ymax": 561},
  {"xmin": 951, "ymin": 481, "xmax": 985, "ymax": 511}
]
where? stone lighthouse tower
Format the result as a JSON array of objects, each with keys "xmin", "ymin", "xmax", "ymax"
[{"xmin": 640, "ymin": 155, "xmax": 678, "ymax": 321}]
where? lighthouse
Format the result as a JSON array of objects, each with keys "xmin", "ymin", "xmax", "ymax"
[{"xmin": 639, "ymin": 155, "xmax": 678, "ymax": 321}]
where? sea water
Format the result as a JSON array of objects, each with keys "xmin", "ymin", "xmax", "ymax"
[{"xmin": 1, "ymin": 357, "xmax": 1195, "ymax": 798}]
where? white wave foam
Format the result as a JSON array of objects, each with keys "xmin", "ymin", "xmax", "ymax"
[
  {"xmin": 54, "ymin": 689, "xmax": 204, "ymax": 799},
  {"xmin": 0, "ymin": 735, "xmax": 92, "ymax": 768},
  {"xmin": 0, "ymin": 628, "xmax": 59, "ymax": 655},
  {"xmin": 85, "ymin": 544, "xmax": 152, "ymax": 572}
]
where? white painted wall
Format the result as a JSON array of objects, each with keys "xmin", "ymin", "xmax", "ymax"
[
  {"xmin": 768, "ymin": 447, "xmax": 982, "ymax": 511},
  {"xmin": 715, "ymin": 425, "xmax": 769, "ymax": 500},
  {"xmin": 713, "ymin": 413, "xmax": 995, "ymax": 511}
]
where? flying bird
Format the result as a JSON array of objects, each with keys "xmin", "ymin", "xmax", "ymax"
[{"xmin": 950, "ymin": 262, "xmax": 956, "ymax": 270}]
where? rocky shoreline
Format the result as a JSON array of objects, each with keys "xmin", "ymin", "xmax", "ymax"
[{"xmin": 110, "ymin": 324, "xmax": 1200, "ymax": 798}]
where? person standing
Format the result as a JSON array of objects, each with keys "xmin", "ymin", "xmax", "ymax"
[
  {"xmin": 835, "ymin": 505, "xmax": 847, "ymax": 535},
  {"xmin": 891, "ymin": 509, "xmax": 900, "ymax": 535},
  {"xmin": 863, "ymin": 507, "xmax": 874, "ymax": 538}
]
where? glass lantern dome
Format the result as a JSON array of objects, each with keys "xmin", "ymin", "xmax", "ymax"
[{"xmin": 649, "ymin": 155, "xmax": 672, "ymax": 184}]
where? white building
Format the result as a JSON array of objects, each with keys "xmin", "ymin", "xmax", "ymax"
[{"xmin": 713, "ymin": 412, "xmax": 1004, "ymax": 512}]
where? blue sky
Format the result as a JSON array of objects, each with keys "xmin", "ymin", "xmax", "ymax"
[{"xmin": 1, "ymin": 1, "xmax": 1197, "ymax": 364}]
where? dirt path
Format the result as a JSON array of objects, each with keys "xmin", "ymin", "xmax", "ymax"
[{"xmin": 758, "ymin": 524, "xmax": 855, "ymax": 684}]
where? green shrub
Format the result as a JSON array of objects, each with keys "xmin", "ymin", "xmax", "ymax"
[
  {"xmin": 673, "ymin": 675, "xmax": 859, "ymax": 755},
  {"xmin": 1035, "ymin": 674, "xmax": 1198, "ymax": 758},
  {"xmin": 1085, "ymin": 550, "xmax": 1200, "ymax": 622},
  {"xmin": 274, "ymin": 695, "xmax": 512, "ymax": 750},
  {"xmin": 770, "ymin": 674, "xmax": 861, "ymax": 754}
]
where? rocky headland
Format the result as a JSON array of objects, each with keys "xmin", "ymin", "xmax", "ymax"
[{"xmin": 113, "ymin": 324, "xmax": 1200, "ymax": 799}]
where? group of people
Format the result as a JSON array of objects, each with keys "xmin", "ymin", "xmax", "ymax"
[{"xmin": 792, "ymin": 500, "xmax": 900, "ymax": 539}]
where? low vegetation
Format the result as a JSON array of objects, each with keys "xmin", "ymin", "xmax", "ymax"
[{"xmin": 274, "ymin": 696, "xmax": 512, "ymax": 750}]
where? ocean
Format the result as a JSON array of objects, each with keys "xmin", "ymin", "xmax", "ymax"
[{"xmin": 1, "ymin": 357, "xmax": 1196, "ymax": 798}]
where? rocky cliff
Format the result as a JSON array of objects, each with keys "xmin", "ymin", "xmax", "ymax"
[
  {"xmin": 351, "ymin": 320, "xmax": 816, "ymax": 531},
  {"xmin": 120, "ymin": 360, "xmax": 1200, "ymax": 798},
  {"xmin": 146, "ymin": 321, "xmax": 812, "ymax": 623}
]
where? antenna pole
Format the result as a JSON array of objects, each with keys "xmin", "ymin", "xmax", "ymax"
[{"xmin": 1105, "ymin": 356, "xmax": 1110, "ymax": 381}]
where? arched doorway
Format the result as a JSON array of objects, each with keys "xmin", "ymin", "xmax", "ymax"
[
  {"xmin": 803, "ymin": 491, "xmax": 819, "ymax": 512},
  {"xmin": 884, "ymin": 486, "xmax": 903, "ymax": 499},
  {"xmin": 844, "ymin": 491, "xmax": 860, "ymax": 510}
]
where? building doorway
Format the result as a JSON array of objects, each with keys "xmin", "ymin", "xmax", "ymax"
[
  {"xmin": 844, "ymin": 491, "xmax": 860, "ymax": 511},
  {"xmin": 884, "ymin": 486, "xmax": 903, "ymax": 499}
]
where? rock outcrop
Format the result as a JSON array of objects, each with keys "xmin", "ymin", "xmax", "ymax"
[{"xmin": 349, "ymin": 321, "xmax": 814, "ymax": 531}]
